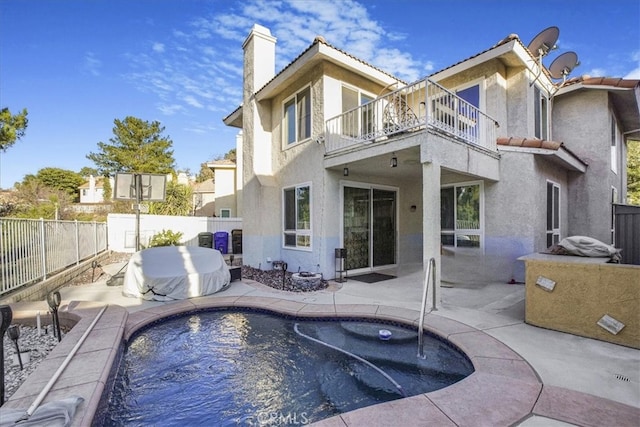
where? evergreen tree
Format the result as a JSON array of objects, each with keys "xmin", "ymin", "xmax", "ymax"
[{"xmin": 87, "ymin": 116, "xmax": 176, "ymax": 176}]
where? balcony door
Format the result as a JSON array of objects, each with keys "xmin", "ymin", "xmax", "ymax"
[{"xmin": 343, "ymin": 185, "xmax": 397, "ymax": 272}]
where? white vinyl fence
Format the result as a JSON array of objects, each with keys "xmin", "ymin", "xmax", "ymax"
[
  {"xmin": 0, "ymin": 218, "xmax": 107, "ymax": 296},
  {"xmin": 107, "ymin": 214, "xmax": 242, "ymax": 253}
]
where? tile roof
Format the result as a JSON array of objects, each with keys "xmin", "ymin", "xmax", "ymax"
[
  {"xmin": 497, "ymin": 136, "xmax": 588, "ymax": 170},
  {"xmin": 562, "ymin": 76, "xmax": 640, "ymax": 89},
  {"xmin": 253, "ymin": 36, "xmax": 403, "ymax": 100},
  {"xmin": 497, "ymin": 137, "xmax": 562, "ymax": 150}
]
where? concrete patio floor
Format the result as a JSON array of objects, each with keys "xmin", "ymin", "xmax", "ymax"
[{"xmin": 4, "ymin": 258, "xmax": 639, "ymax": 426}]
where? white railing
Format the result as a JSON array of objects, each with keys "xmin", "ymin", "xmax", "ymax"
[
  {"xmin": 325, "ymin": 77, "xmax": 498, "ymax": 154},
  {"xmin": 0, "ymin": 218, "xmax": 107, "ymax": 296}
]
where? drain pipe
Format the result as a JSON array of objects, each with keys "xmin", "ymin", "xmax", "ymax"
[
  {"xmin": 294, "ymin": 323, "xmax": 406, "ymax": 397},
  {"xmin": 16, "ymin": 305, "xmax": 109, "ymax": 423}
]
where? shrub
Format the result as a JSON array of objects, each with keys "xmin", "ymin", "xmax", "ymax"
[{"xmin": 148, "ymin": 229, "xmax": 183, "ymax": 247}]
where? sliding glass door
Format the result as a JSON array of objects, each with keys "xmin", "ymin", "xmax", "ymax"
[{"xmin": 343, "ymin": 185, "xmax": 396, "ymax": 271}]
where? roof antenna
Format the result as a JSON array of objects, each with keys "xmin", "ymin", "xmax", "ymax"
[
  {"xmin": 548, "ymin": 51, "xmax": 580, "ymax": 97},
  {"xmin": 527, "ymin": 26, "xmax": 559, "ymax": 87}
]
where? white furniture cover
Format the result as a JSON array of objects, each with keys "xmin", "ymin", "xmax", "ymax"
[{"xmin": 123, "ymin": 246, "xmax": 231, "ymax": 301}]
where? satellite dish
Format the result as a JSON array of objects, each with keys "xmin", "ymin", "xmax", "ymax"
[
  {"xmin": 528, "ymin": 26, "xmax": 559, "ymax": 58},
  {"xmin": 548, "ymin": 51, "xmax": 580, "ymax": 80}
]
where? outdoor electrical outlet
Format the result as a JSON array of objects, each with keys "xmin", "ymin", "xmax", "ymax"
[
  {"xmin": 597, "ymin": 314, "xmax": 625, "ymax": 335},
  {"xmin": 267, "ymin": 257, "xmax": 272, "ymax": 263},
  {"xmin": 535, "ymin": 276, "xmax": 556, "ymax": 292}
]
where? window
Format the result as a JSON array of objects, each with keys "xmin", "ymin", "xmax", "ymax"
[
  {"xmin": 220, "ymin": 209, "xmax": 231, "ymax": 218},
  {"xmin": 611, "ymin": 115, "xmax": 620, "ymax": 173},
  {"xmin": 341, "ymin": 86, "xmax": 374, "ymax": 138},
  {"xmin": 441, "ymin": 182, "xmax": 482, "ymax": 248},
  {"xmin": 284, "ymin": 86, "xmax": 311, "ymax": 145},
  {"xmin": 546, "ymin": 181, "xmax": 560, "ymax": 247},
  {"xmin": 283, "ymin": 183, "xmax": 311, "ymax": 249},
  {"xmin": 534, "ymin": 85, "xmax": 549, "ymax": 140},
  {"xmin": 611, "ymin": 187, "xmax": 618, "ymax": 244}
]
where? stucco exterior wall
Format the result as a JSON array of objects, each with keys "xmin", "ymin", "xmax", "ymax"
[
  {"xmin": 553, "ymin": 90, "xmax": 618, "ymax": 243},
  {"xmin": 505, "ymin": 69, "xmax": 530, "ymax": 139},
  {"xmin": 522, "ymin": 253, "xmax": 640, "ymax": 349}
]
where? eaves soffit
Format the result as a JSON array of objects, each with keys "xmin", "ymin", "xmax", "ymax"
[
  {"xmin": 556, "ymin": 78, "xmax": 640, "ymax": 133},
  {"xmin": 255, "ymin": 39, "xmax": 400, "ymax": 101},
  {"xmin": 429, "ymin": 36, "xmax": 554, "ymax": 90}
]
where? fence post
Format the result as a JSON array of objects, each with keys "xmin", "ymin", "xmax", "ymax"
[
  {"xmin": 94, "ymin": 221, "xmax": 98, "ymax": 256},
  {"xmin": 40, "ymin": 218, "xmax": 47, "ymax": 281}
]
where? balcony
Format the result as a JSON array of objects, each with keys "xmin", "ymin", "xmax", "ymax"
[{"xmin": 325, "ymin": 78, "xmax": 498, "ymax": 156}]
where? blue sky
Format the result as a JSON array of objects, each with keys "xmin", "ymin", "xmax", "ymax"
[{"xmin": 1, "ymin": 0, "xmax": 638, "ymax": 188}]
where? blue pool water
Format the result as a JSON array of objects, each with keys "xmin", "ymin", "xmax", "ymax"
[{"xmin": 99, "ymin": 309, "xmax": 473, "ymax": 426}]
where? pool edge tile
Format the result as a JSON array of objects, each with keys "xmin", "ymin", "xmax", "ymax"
[{"xmin": 533, "ymin": 384, "xmax": 640, "ymax": 427}]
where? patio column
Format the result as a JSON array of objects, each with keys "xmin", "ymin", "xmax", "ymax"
[{"xmin": 422, "ymin": 161, "xmax": 441, "ymax": 309}]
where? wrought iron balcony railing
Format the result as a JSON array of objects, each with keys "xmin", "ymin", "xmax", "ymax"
[{"xmin": 325, "ymin": 78, "xmax": 498, "ymax": 155}]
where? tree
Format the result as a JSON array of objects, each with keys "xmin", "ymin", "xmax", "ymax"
[
  {"xmin": 12, "ymin": 179, "xmax": 73, "ymax": 219},
  {"xmin": 628, "ymin": 140, "xmax": 640, "ymax": 205},
  {"xmin": 195, "ymin": 162, "xmax": 214, "ymax": 183},
  {"xmin": 78, "ymin": 166, "xmax": 99, "ymax": 177},
  {"xmin": 0, "ymin": 107, "xmax": 28, "ymax": 151},
  {"xmin": 102, "ymin": 176, "xmax": 112, "ymax": 201},
  {"xmin": 31, "ymin": 167, "xmax": 85, "ymax": 200},
  {"xmin": 86, "ymin": 116, "xmax": 176, "ymax": 176},
  {"xmin": 148, "ymin": 179, "xmax": 192, "ymax": 216},
  {"xmin": 224, "ymin": 148, "xmax": 236, "ymax": 162}
]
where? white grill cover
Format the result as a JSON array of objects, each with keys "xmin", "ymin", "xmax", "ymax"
[{"xmin": 123, "ymin": 246, "xmax": 231, "ymax": 301}]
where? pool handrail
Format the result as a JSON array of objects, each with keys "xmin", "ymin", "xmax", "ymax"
[
  {"xmin": 418, "ymin": 257, "xmax": 437, "ymax": 358},
  {"xmin": 293, "ymin": 323, "xmax": 407, "ymax": 397}
]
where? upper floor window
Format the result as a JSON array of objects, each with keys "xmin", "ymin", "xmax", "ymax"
[
  {"xmin": 534, "ymin": 85, "xmax": 549, "ymax": 140},
  {"xmin": 611, "ymin": 115, "xmax": 621, "ymax": 174},
  {"xmin": 283, "ymin": 183, "xmax": 311, "ymax": 249},
  {"xmin": 342, "ymin": 85, "xmax": 374, "ymax": 138},
  {"xmin": 284, "ymin": 86, "xmax": 311, "ymax": 145}
]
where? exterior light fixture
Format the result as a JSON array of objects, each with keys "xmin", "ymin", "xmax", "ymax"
[
  {"xmin": 390, "ymin": 153, "xmax": 398, "ymax": 168},
  {"xmin": 343, "ymin": 167, "xmax": 349, "ymax": 176}
]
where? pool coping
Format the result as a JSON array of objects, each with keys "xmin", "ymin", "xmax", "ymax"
[{"xmin": 4, "ymin": 296, "xmax": 639, "ymax": 427}]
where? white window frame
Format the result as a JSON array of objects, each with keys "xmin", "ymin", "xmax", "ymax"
[
  {"xmin": 440, "ymin": 180, "xmax": 484, "ymax": 250},
  {"xmin": 283, "ymin": 182, "xmax": 312, "ymax": 251},
  {"xmin": 341, "ymin": 84, "xmax": 376, "ymax": 138},
  {"xmin": 546, "ymin": 180, "xmax": 561, "ymax": 247},
  {"xmin": 283, "ymin": 85, "xmax": 312, "ymax": 147},
  {"xmin": 534, "ymin": 85, "xmax": 549, "ymax": 140},
  {"xmin": 219, "ymin": 208, "xmax": 231, "ymax": 218},
  {"xmin": 611, "ymin": 114, "xmax": 621, "ymax": 174},
  {"xmin": 611, "ymin": 187, "xmax": 618, "ymax": 245}
]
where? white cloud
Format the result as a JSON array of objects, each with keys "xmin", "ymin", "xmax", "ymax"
[
  {"xmin": 183, "ymin": 95, "xmax": 203, "ymax": 108},
  {"xmin": 83, "ymin": 52, "xmax": 102, "ymax": 76},
  {"xmin": 625, "ymin": 50, "xmax": 640, "ymax": 79},
  {"xmin": 625, "ymin": 67, "xmax": 640, "ymax": 79},
  {"xmin": 158, "ymin": 104, "xmax": 185, "ymax": 115},
  {"xmin": 124, "ymin": 0, "xmax": 426, "ymax": 131}
]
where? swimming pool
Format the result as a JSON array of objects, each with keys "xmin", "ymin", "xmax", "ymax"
[{"xmin": 99, "ymin": 309, "xmax": 473, "ymax": 426}]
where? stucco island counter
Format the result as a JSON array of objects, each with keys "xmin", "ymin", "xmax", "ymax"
[{"xmin": 519, "ymin": 253, "xmax": 640, "ymax": 349}]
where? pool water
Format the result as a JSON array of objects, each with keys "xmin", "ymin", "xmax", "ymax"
[{"xmin": 100, "ymin": 310, "xmax": 473, "ymax": 426}]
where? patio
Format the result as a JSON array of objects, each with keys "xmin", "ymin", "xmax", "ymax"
[{"xmin": 2, "ymin": 256, "xmax": 639, "ymax": 426}]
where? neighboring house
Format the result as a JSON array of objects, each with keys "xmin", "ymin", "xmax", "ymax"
[
  {"xmin": 223, "ymin": 25, "xmax": 640, "ymax": 304},
  {"xmin": 192, "ymin": 179, "xmax": 216, "ymax": 216},
  {"xmin": 79, "ymin": 175, "xmax": 113, "ymax": 203},
  {"xmin": 206, "ymin": 154, "xmax": 243, "ymax": 218}
]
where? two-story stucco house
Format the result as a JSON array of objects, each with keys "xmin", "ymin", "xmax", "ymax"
[
  {"xmin": 223, "ymin": 24, "xmax": 640, "ymax": 306},
  {"xmin": 79, "ymin": 175, "xmax": 114, "ymax": 204}
]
